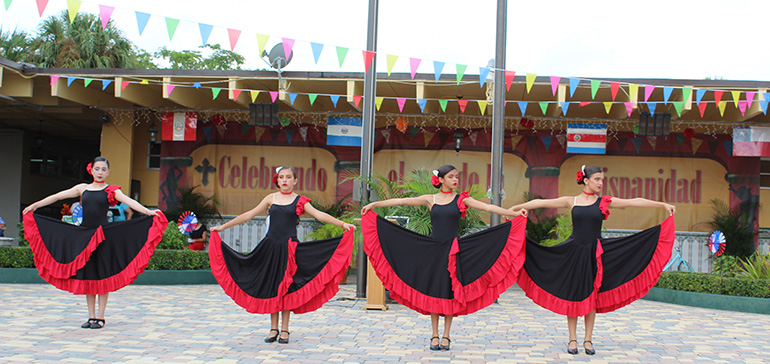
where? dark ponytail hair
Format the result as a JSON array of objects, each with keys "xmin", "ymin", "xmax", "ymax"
[
  {"xmin": 93, "ymin": 156, "xmax": 109, "ymax": 168},
  {"xmin": 577, "ymin": 166, "xmax": 602, "ymax": 185},
  {"xmin": 274, "ymin": 166, "xmax": 297, "ymax": 188},
  {"xmin": 432, "ymin": 164, "xmax": 457, "ymax": 188}
]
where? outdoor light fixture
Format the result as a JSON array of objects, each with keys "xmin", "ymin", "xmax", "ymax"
[
  {"xmin": 453, "ymin": 129, "xmax": 465, "ymax": 155},
  {"xmin": 147, "ymin": 122, "xmax": 158, "ymax": 143}
]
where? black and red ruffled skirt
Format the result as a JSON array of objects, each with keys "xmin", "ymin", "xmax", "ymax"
[
  {"xmin": 209, "ymin": 229, "xmax": 354, "ymax": 314},
  {"xmin": 23, "ymin": 212, "xmax": 168, "ymax": 295},
  {"xmin": 362, "ymin": 211, "xmax": 527, "ymax": 316},
  {"xmin": 518, "ymin": 216, "xmax": 675, "ymax": 316}
]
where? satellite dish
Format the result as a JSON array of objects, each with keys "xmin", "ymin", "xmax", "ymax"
[{"xmin": 262, "ymin": 43, "xmax": 293, "ymax": 70}]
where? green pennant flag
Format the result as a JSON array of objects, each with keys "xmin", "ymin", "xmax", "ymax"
[
  {"xmin": 241, "ymin": 123, "xmax": 251, "ymax": 136},
  {"xmin": 682, "ymin": 87, "xmax": 692, "ymax": 103},
  {"xmin": 409, "ymin": 127, "xmax": 419, "ymax": 140},
  {"xmin": 336, "ymin": 46, "xmax": 349, "ymax": 68},
  {"xmin": 590, "ymin": 80, "xmax": 601, "ymax": 99},
  {"xmin": 676, "ymin": 133, "xmax": 685, "ymax": 148},
  {"xmin": 83, "ymin": 78, "xmax": 93, "ymax": 87},
  {"xmin": 539, "ymin": 102, "xmax": 548, "ymax": 115},
  {"xmin": 4, "ymin": 0, "xmax": 12, "ymax": 11},
  {"xmin": 212, "ymin": 88, "xmax": 222, "ymax": 99},
  {"xmin": 456, "ymin": 64, "xmax": 467, "ymax": 85},
  {"xmin": 165, "ymin": 17, "xmax": 180, "ymax": 41},
  {"xmin": 673, "ymin": 102, "xmax": 683, "ymax": 117},
  {"xmin": 308, "ymin": 94, "xmax": 318, "ymax": 105},
  {"xmin": 438, "ymin": 99, "xmax": 448, "ymax": 112}
]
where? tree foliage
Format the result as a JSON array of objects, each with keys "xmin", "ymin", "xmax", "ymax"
[
  {"xmin": 0, "ymin": 28, "xmax": 33, "ymax": 62},
  {"xmin": 154, "ymin": 44, "xmax": 245, "ymax": 70}
]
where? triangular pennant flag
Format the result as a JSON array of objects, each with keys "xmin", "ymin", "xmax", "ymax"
[
  {"xmin": 616, "ymin": 137, "xmax": 627, "ymax": 151},
  {"xmin": 409, "ymin": 57, "xmax": 421, "ymax": 79},
  {"xmin": 284, "ymin": 129, "xmax": 294, "ymax": 144},
  {"xmin": 67, "ymin": 0, "xmax": 81, "ymax": 23},
  {"xmin": 624, "ymin": 102, "xmax": 634, "ymax": 116},
  {"xmin": 569, "ymin": 78, "xmax": 580, "ymax": 97},
  {"xmin": 505, "ymin": 71, "xmax": 515, "ymax": 91},
  {"xmin": 193, "ymin": 82, "xmax": 201, "ymax": 89},
  {"xmin": 330, "ymin": 95, "xmax": 340, "ymax": 107},
  {"xmin": 747, "ymin": 91, "xmax": 756, "ymax": 109},
  {"xmin": 647, "ymin": 136, "xmax": 657, "ymax": 150},
  {"xmin": 560, "ymin": 102, "xmax": 570, "ymax": 116},
  {"xmin": 250, "ymin": 91, "xmax": 260, "ymax": 102},
  {"xmin": 308, "ymin": 94, "xmax": 318, "ymax": 105},
  {"xmin": 215, "ymin": 124, "xmax": 226, "ymax": 138},
  {"xmin": 468, "ymin": 131, "xmax": 478, "ymax": 145},
  {"xmin": 698, "ymin": 102, "xmax": 707, "ymax": 117},
  {"xmin": 549, "ymin": 76, "xmax": 561, "ymax": 96},
  {"xmin": 254, "ymin": 126, "xmax": 266, "ymax": 142},
  {"xmin": 269, "ymin": 128, "xmax": 280, "ymax": 140},
  {"xmin": 682, "ymin": 87, "xmax": 692, "ymax": 103},
  {"xmin": 166, "ymin": 84, "xmax": 176, "ymax": 96},
  {"xmin": 478, "ymin": 67, "xmax": 490, "ymax": 87},
  {"xmin": 556, "ymin": 133, "xmax": 567, "ymax": 149},
  {"xmin": 456, "ymin": 64, "xmax": 467, "ymax": 85},
  {"xmin": 121, "ymin": 81, "xmax": 129, "ymax": 90},
  {"xmin": 631, "ymin": 137, "xmax": 642, "ymax": 153},
  {"xmin": 36, "ymin": 0, "xmax": 48, "ymax": 17},
  {"xmin": 353, "ymin": 95, "xmax": 362, "ymax": 108},
  {"xmin": 478, "ymin": 101, "xmax": 487, "ymax": 115},
  {"xmin": 673, "ymin": 102, "xmax": 684, "ymax": 117},
  {"xmin": 696, "ymin": 89, "xmax": 706, "ymax": 104},
  {"xmin": 539, "ymin": 102, "xmax": 548, "ymax": 115},
  {"xmin": 629, "ymin": 83, "xmax": 639, "ymax": 101},
  {"xmin": 201, "ymin": 126, "xmax": 213, "ymax": 142},
  {"xmin": 135, "ymin": 11, "xmax": 150, "ymax": 35},
  {"xmin": 603, "ymin": 102, "xmax": 612, "ymax": 114},
  {"xmin": 438, "ymin": 99, "xmax": 448, "ymax": 112},
  {"xmin": 663, "ymin": 87, "xmax": 673, "ymax": 104},
  {"xmin": 525, "ymin": 73, "xmax": 537, "ymax": 93},
  {"xmin": 691, "ymin": 138, "xmax": 703, "ymax": 155},
  {"xmin": 433, "ymin": 61, "xmax": 445, "ymax": 83},
  {"xmin": 590, "ymin": 80, "xmax": 601, "ymax": 99},
  {"xmin": 257, "ymin": 34, "xmax": 270, "ymax": 56},
  {"xmin": 98, "ymin": 5, "xmax": 114, "ymax": 30},
  {"xmin": 707, "ymin": 140, "xmax": 719, "ymax": 154},
  {"xmin": 718, "ymin": 101, "xmax": 727, "ymax": 116},
  {"xmin": 336, "ymin": 46, "xmax": 349, "ymax": 67},
  {"xmin": 198, "ymin": 23, "xmax": 213, "ymax": 46},
  {"xmin": 541, "ymin": 136, "xmax": 552, "ymax": 151},
  {"xmin": 458, "ymin": 99, "xmax": 468, "ymax": 113},
  {"xmin": 644, "ymin": 85, "xmax": 655, "ymax": 102},
  {"xmin": 396, "ymin": 98, "xmax": 406, "ymax": 112},
  {"xmin": 676, "ymin": 133, "xmax": 685, "ymax": 148},
  {"xmin": 375, "ymin": 97, "xmax": 384, "ymax": 110},
  {"xmin": 165, "ymin": 17, "xmax": 180, "ymax": 40},
  {"xmin": 381, "ymin": 129, "xmax": 392, "ymax": 143},
  {"xmin": 418, "ymin": 99, "xmax": 427, "ymax": 113},
  {"xmin": 228, "ymin": 29, "xmax": 242, "ymax": 51},
  {"xmin": 83, "ymin": 78, "xmax": 93, "ymax": 87},
  {"xmin": 610, "ymin": 82, "xmax": 620, "ymax": 101},
  {"xmin": 242, "ymin": 123, "xmax": 252, "ymax": 136},
  {"xmin": 211, "ymin": 88, "xmax": 221, "ymax": 100},
  {"xmin": 288, "ymin": 93, "xmax": 297, "ymax": 105},
  {"xmin": 2, "ymin": 0, "xmax": 9, "ymax": 11},
  {"xmin": 423, "ymin": 131, "xmax": 435, "ymax": 147},
  {"xmin": 282, "ymin": 38, "xmax": 295, "ymax": 59},
  {"xmin": 731, "ymin": 90, "xmax": 741, "ymax": 107},
  {"xmin": 723, "ymin": 141, "xmax": 733, "ymax": 156},
  {"xmin": 310, "ymin": 42, "xmax": 324, "ymax": 64},
  {"xmin": 648, "ymin": 102, "xmax": 657, "ymax": 115},
  {"xmin": 101, "ymin": 80, "xmax": 112, "ymax": 90},
  {"xmin": 738, "ymin": 100, "xmax": 748, "ymax": 116},
  {"xmin": 510, "ymin": 134, "xmax": 523, "ymax": 150},
  {"xmin": 759, "ymin": 93, "xmax": 770, "ymax": 115},
  {"xmin": 386, "ymin": 54, "xmax": 398, "ymax": 76},
  {"xmin": 517, "ymin": 101, "xmax": 528, "ymax": 115},
  {"xmin": 579, "ymin": 101, "xmax": 591, "ymax": 107},
  {"xmin": 298, "ymin": 126, "xmax": 308, "ymax": 141},
  {"xmin": 66, "ymin": 77, "xmax": 76, "ymax": 86},
  {"xmin": 232, "ymin": 89, "xmax": 242, "ymax": 100},
  {"xmin": 269, "ymin": 91, "xmax": 279, "ymax": 103},
  {"xmin": 363, "ymin": 51, "xmax": 375, "ymax": 73},
  {"xmin": 409, "ymin": 127, "xmax": 419, "ymax": 140}
]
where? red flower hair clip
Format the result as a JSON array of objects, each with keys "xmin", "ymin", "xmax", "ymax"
[
  {"xmin": 431, "ymin": 170, "xmax": 440, "ymax": 186},
  {"xmin": 272, "ymin": 173, "xmax": 278, "ymax": 186},
  {"xmin": 86, "ymin": 163, "xmax": 93, "ymax": 175},
  {"xmin": 575, "ymin": 170, "xmax": 584, "ymax": 183}
]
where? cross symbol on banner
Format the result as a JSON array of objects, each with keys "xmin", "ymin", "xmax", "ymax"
[{"xmin": 195, "ymin": 158, "xmax": 216, "ymax": 186}]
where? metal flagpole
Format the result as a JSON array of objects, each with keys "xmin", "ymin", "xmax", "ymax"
[
  {"xmin": 357, "ymin": 0, "xmax": 379, "ymax": 298},
  {"xmin": 490, "ymin": 0, "xmax": 507, "ymax": 226}
]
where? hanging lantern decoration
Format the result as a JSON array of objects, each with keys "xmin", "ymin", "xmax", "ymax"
[
  {"xmin": 396, "ymin": 117, "xmax": 408, "ymax": 132},
  {"xmin": 683, "ymin": 128, "xmax": 695, "ymax": 139},
  {"xmin": 453, "ymin": 129, "xmax": 465, "ymax": 155},
  {"xmin": 520, "ymin": 117, "xmax": 534, "ymax": 129},
  {"xmin": 211, "ymin": 113, "xmax": 226, "ymax": 126}
]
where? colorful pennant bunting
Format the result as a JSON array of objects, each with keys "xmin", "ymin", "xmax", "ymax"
[
  {"xmin": 590, "ymin": 80, "xmax": 601, "ymax": 99},
  {"xmin": 409, "ymin": 57, "xmax": 421, "ymax": 79},
  {"xmin": 560, "ymin": 102, "xmax": 570, "ymax": 116},
  {"xmin": 288, "ymin": 93, "xmax": 297, "ymax": 105},
  {"xmin": 211, "ymin": 88, "xmax": 221, "ymax": 99},
  {"xmin": 458, "ymin": 99, "xmax": 468, "ymax": 113},
  {"xmin": 525, "ymin": 73, "xmax": 536, "ymax": 93},
  {"xmin": 228, "ymin": 29, "xmax": 241, "ymax": 51},
  {"xmin": 644, "ymin": 85, "xmax": 655, "ymax": 102},
  {"xmin": 456, "ymin": 64, "xmax": 467, "ymax": 85},
  {"xmin": 36, "ymin": 0, "xmax": 48, "ymax": 17},
  {"xmin": 438, "ymin": 99, "xmax": 448, "ymax": 112},
  {"xmin": 549, "ymin": 76, "xmax": 561, "ymax": 96},
  {"xmin": 353, "ymin": 95, "xmax": 362, "ymax": 108},
  {"xmin": 731, "ymin": 90, "xmax": 741, "ymax": 107},
  {"xmin": 310, "ymin": 42, "xmax": 324, "ymax": 64},
  {"xmin": 541, "ymin": 136, "xmax": 552, "ymax": 151},
  {"xmin": 308, "ymin": 94, "xmax": 317, "ymax": 105},
  {"xmin": 433, "ymin": 61, "xmax": 445, "ymax": 83},
  {"xmin": 663, "ymin": 87, "xmax": 673, "ymax": 104},
  {"xmin": 232, "ymin": 89, "xmax": 242, "ymax": 100},
  {"xmin": 98, "ymin": 5, "xmax": 114, "ymax": 30},
  {"xmin": 478, "ymin": 67, "xmax": 490, "ymax": 87},
  {"xmin": 517, "ymin": 101, "xmax": 528, "ymax": 115},
  {"xmin": 101, "ymin": 80, "xmax": 113, "ymax": 90},
  {"xmin": 282, "ymin": 38, "xmax": 295, "ymax": 59},
  {"xmin": 250, "ymin": 91, "xmax": 259, "ymax": 102},
  {"xmin": 269, "ymin": 91, "xmax": 279, "ymax": 102},
  {"xmin": 386, "ymin": 54, "xmax": 398, "ymax": 76},
  {"xmin": 330, "ymin": 95, "xmax": 340, "ymax": 107},
  {"xmin": 418, "ymin": 99, "xmax": 427, "ymax": 112},
  {"xmin": 67, "ymin": 0, "xmax": 81, "ymax": 23},
  {"xmin": 610, "ymin": 82, "xmax": 619, "ymax": 101},
  {"xmin": 362, "ymin": 51, "xmax": 375, "ymax": 73},
  {"xmin": 198, "ymin": 23, "xmax": 213, "ymax": 46},
  {"xmin": 696, "ymin": 89, "xmax": 706, "ymax": 104},
  {"xmin": 165, "ymin": 17, "xmax": 180, "ymax": 41},
  {"xmin": 569, "ymin": 78, "xmax": 580, "ymax": 97},
  {"xmin": 505, "ymin": 71, "xmax": 515, "ymax": 91},
  {"xmin": 396, "ymin": 98, "xmax": 406, "ymax": 112},
  {"xmin": 478, "ymin": 101, "xmax": 487, "ymax": 115},
  {"xmin": 539, "ymin": 102, "xmax": 548, "ymax": 115},
  {"xmin": 336, "ymin": 46, "xmax": 348, "ymax": 67},
  {"xmin": 375, "ymin": 97, "xmax": 383, "ymax": 110},
  {"xmin": 257, "ymin": 34, "xmax": 270, "ymax": 56}
]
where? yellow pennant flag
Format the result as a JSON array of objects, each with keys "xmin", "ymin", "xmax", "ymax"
[
  {"xmin": 256, "ymin": 34, "xmax": 270, "ymax": 56},
  {"xmin": 731, "ymin": 90, "xmax": 741, "ymax": 107},
  {"xmin": 375, "ymin": 97, "xmax": 384, "ymax": 110},
  {"xmin": 67, "ymin": 0, "xmax": 82, "ymax": 23},
  {"xmin": 510, "ymin": 134, "xmax": 523, "ymax": 149},
  {"xmin": 603, "ymin": 102, "xmax": 613, "ymax": 114},
  {"xmin": 718, "ymin": 101, "xmax": 727, "ymax": 116},
  {"xmin": 691, "ymin": 138, "xmax": 703, "ymax": 155},
  {"xmin": 526, "ymin": 73, "xmax": 537, "ymax": 93},
  {"xmin": 250, "ymin": 91, "xmax": 260, "ymax": 102},
  {"xmin": 140, "ymin": 79, "xmax": 149, "ymax": 85},
  {"xmin": 478, "ymin": 101, "xmax": 487, "ymax": 115},
  {"xmin": 628, "ymin": 84, "xmax": 639, "ymax": 101},
  {"xmin": 386, "ymin": 55, "xmax": 398, "ymax": 76},
  {"xmin": 254, "ymin": 126, "xmax": 266, "ymax": 142},
  {"xmin": 423, "ymin": 131, "xmax": 435, "ymax": 147}
]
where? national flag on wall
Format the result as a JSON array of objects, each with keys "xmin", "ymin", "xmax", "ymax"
[
  {"xmin": 327, "ymin": 116, "xmax": 362, "ymax": 146},
  {"xmin": 567, "ymin": 123, "xmax": 607, "ymax": 154},
  {"xmin": 733, "ymin": 126, "xmax": 770, "ymax": 156},
  {"xmin": 162, "ymin": 112, "xmax": 197, "ymax": 141}
]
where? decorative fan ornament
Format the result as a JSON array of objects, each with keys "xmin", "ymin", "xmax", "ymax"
[
  {"xmin": 71, "ymin": 204, "xmax": 83, "ymax": 226},
  {"xmin": 178, "ymin": 211, "xmax": 198, "ymax": 235},
  {"xmin": 708, "ymin": 230, "xmax": 726, "ymax": 256}
]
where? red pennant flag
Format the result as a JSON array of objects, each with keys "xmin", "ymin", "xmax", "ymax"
[
  {"xmin": 121, "ymin": 81, "xmax": 129, "ymax": 90},
  {"xmin": 610, "ymin": 82, "xmax": 620, "ymax": 101},
  {"xmin": 362, "ymin": 50, "xmax": 375, "ymax": 73},
  {"xmin": 714, "ymin": 90, "xmax": 723, "ymax": 105},
  {"xmin": 228, "ymin": 29, "xmax": 241, "ymax": 51},
  {"xmin": 36, "ymin": 0, "xmax": 48, "ymax": 16},
  {"xmin": 458, "ymin": 99, "xmax": 468, "ymax": 113},
  {"xmin": 698, "ymin": 102, "xmax": 707, "ymax": 117},
  {"xmin": 579, "ymin": 101, "xmax": 591, "ymax": 107},
  {"xmin": 505, "ymin": 71, "xmax": 515, "ymax": 91},
  {"xmin": 232, "ymin": 89, "xmax": 242, "ymax": 100},
  {"xmin": 353, "ymin": 95, "xmax": 362, "ymax": 108}
]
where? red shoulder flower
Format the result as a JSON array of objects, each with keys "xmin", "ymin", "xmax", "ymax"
[
  {"xmin": 296, "ymin": 196, "xmax": 312, "ymax": 216},
  {"xmin": 457, "ymin": 191, "xmax": 471, "ymax": 218},
  {"xmin": 105, "ymin": 185, "xmax": 122, "ymax": 207},
  {"xmin": 599, "ymin": 195, "xmax": 612, "ymax": 220}
]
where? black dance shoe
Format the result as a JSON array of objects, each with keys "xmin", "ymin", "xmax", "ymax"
[
  {"xmin": 429, "ymin": 337, "xmax": 440, "ymax": 351},
  {"xmin": 583, "ymin": 340, "xmax": 595, "ymax": 355},
  {"xmin": 90, "ymin": 319, "xmax": 105, "ymax": 329},
  {"xmin": 278, "ymin": 330, "xmax": 290, "ymax": 344},
  {"xmin": 440, "ymin": 337, "xmax": 451, "ymax": 350},
  {"xmin": 264, "ymin": 329, "xmax": 279, "ymax": 343},
  {"xmin": 567, "ymin": 340, "xmax": 578, "ymax": 355},
  {"xmin": 81, "ymin": 319, "xmax": 95, "ymax": 329}
]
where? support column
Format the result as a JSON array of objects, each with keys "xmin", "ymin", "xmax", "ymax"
[
  {"xmin": 489, "ymin": 0, "xmax": 508, "ymax": 226},
  {"xmin": 0, "ymin": 130, "xmax": 24, "ymax": 238},
  {"xmin": 100, "ymin": 111, "xmax": 134, "ymax": 190}
]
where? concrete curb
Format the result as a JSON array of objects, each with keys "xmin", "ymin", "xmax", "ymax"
[{"xmin": 643, "ymin": 287, "xmax": 770, "ymax": 315}]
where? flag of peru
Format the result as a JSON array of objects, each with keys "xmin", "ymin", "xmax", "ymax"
[
  {"xmin": 733, "ymin": 126, "xmax": 770, "ymax": 157},
  {"xmin": 567, "ymin": 123, "xmax": 606, "ymax": 154},
  {"xmin": 162, "ymin": 112, "xmax": 197, "ymax": 141}
]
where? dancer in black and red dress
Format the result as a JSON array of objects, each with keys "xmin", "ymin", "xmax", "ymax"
[
  {"xmin": 209, "ymin": 166, "xmax": 355, "ymax": 344},
  {"xmin": 509, "ymin": 165, "xmax": 676, "ymax": 355},
  {"xmin": 361, "ymin": 165, "xmax": 527, "ymax": 351},
  {"xmin": 22, "ymin": 157, "xmax": 167, "ymax": 329}
]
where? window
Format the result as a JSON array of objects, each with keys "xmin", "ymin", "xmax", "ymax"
[
  {"xmin": 29, "ymin": 149, "xmax": 89, "ymax": 181},
  {"xmin": 147, "ymin": 141, "xmax": 161, "ymax": 169},
  {"xmin": 761, "ymin": 158, "xmax": 770, "ymax": 189}
]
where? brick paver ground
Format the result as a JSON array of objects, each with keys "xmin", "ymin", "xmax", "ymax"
[{"xmin": 1, "ymin": 283, "xmax": 768, "ymax": 363}]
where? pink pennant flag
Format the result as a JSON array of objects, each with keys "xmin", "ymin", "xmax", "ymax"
[
  {"xmin": 121, "ymin": 81, "xmax": 129, "ymax": 90},
  {"xmin": 49, "ymin": 75, "xmax": 59, "ymax": 85},
  {"xmin": 458, "ymin": 99, "xmax": 468, "ymax": 113},
  {"xmin": 166, "ymin": 84, "xmax": 176, "ymax": 96},
  {"xmin": 228, "ymin": 29, "xmax": 241, "ymax": 51},
  {"xmin": 714, "ymin": 90, "xmax": 723, "ymax": 105},
  {"xmin": 98, "ymin": 5, "xmax": 114, "ymax": 30},
  {"xmin": 232, "ymin": 89, "xmax": 242, "ymax": 100},
  {"xmin": 738, "ymin": 100, "xmax": 748, "ymax": 116},
  {"xmin": 624, "ymin": 102, "xmax": 634, "ymax": 116},
  {"xmin": 282, "ymin": 38, "xmax": 295, "ymax": 59},
  {"xmin": 579, "ymin": 101, "xmax": 591, "ymax": 107},
  {"xmin": 610, "ymin": 82, "xmax": 620, "ymax": 101},
  {"xmin": 409, "ymin": 58, "xmax": 421, "ymax": 79},
  {"xmin": 396, "ymin": 97, "xmax": 406, "ymax": 112},
  {"xmin": 698, "ymin": 102, "xmax": 707, "ymax": 117},
  {"xmin": 36, "ymin": 0, "xmax": 48, "ymax": 16},
  {"xmin": 505, "ymin": 71, "xmax": 516, "ymax": 91},
  {"xmin": 362, "ymin": 51, "xmax": 375, "ymax": 73},
  {"xmin": 747, "ymin": 91, "xmax": 756, "ymax": 108},
  {"xmin": 269, "ymin": 91, "xmax": 279, "ymax": 102},
  {"xmin": 550, "ymin": 76, "xmax": 561, "ymax": 96},
  {"xmin": 353, "ymin": 95, "xmax": 362, "ymax": 108},
  {"xmin": 644, "ymin": 85, "xmax": 654, "ymax": 102}
]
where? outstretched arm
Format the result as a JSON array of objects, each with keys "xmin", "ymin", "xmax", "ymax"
[
  {"xmin": 609, "ymin": 197, "xmax": 676, "ymax": 215},
  {"xmin": 114, "ymin": 190, "xmax": 160, "ymax": 217},
  {"xmin": 361, "ymin": 195, "xmax": 431, "ymax": 215},
  {"xmin": 22, "ymin": 184, "xmax": 86, "ymax": 214},
  {"xmin": 463, "ymin": 197, "xmax": 527, "ymax": 218},
  {"xmin": 211, "ymin": 195, "xmax": 271, "ymax": 231},
  {"xmin": 303, "ymin": 203, "xmax": 356, "ymax": 231},
  {"xmin": 509, "ymin": 196, "xmax": 573, "ymax": 212}
]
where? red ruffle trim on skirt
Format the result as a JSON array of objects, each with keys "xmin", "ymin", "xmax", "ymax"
[
  {"xmin": 596, "ymin": 216, "xmax": 675, "ymax": 313},
  {"xmin": 43, "ymin": 213, "xmax": 168, "ymax": 295},
  {"xmin": 362, "ymin": 211, "xmax": 466, "ymax": 316},
  {"xmin": 456, "ymin": 216, "xmax": 527, "ymax": 315},
  {"xmin": 208, "ymin": 231, "xmax": 298, "ymax": 314},
  {"xmin": 283, "ymin": 229, "xmax": 355, "ymax": 314},
  {"xmin": 517, "ymin": 239, "xmax": 605, "ymax": 317},
  {"xmin": 24, "ymin": 212, "xmax": 105, "ymax": 280}
]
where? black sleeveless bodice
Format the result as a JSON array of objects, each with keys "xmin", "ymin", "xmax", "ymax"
[
  {"xmin": 568, "ymin": 198, "xmax": 604, "ymax": 246},
  {"xmin": 429, "ymin": 194, "xmax": 461, "ymax": 242},
  {"xmin": 266, "ymin": 195, "xmax": 300, "ymax": 242},
  {"xmin": 81, "ymin": 188, "xmax": 110, "ymax": 228}
]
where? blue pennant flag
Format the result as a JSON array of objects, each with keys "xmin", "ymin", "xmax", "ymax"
[
  {"xmin": 418, "ymin": 99, "xmax": 427, "ymax": 112},
  {"xmin": 67, "ymin": 77, "xmax": 76, "ymax": 87},
  {"xmin": 569, "ymin": 78, "xmax": 580, "ymax": 97},
  {"xmin": 723, "ymin": 141, "xmax": 733, "ymax": 156},
  {"xmin": 288, "ymin": 93, "xmax": 298, "ymax": 105},
  {"xmin": 663, "ymin": 87, "xmax": 673, "ymax": 104},
  {"xmin": 478, "ymin": 67, "xmax": 490, "ymax": 87},
  {"xmin": 517, "ymin": 101, "xmax": 528, "ymax": 115},
  {"xmin": 560, "ymin": 102, "xmax": 570, "ymax": 116},
  {"xmin": 201, "ymin": 126, "xmax": 213, "ymax": 142},
  {"xmin": 101, "ymin": 80, "xmax": 112, "ymax": 90},
  {"xmin": 199, "ymin": 23, "xmax": 213, "ymax": 46},
  {"xmin": 193, "ymin": 82, "xmax": 201, "ymax": 89},
  {"xmin": 541, "ymin": 136, "xmax": 552, "ymax": 151},
  {"xmin": 330, "ymin": 95, "xmax": 340, "ymax": 107},
  {"xmin": 433, "ymin": 61, "xmax": 445, "ymax": 83},
  {"xmin": 648, "ymin": 102, "xmax": 657, "ymax": 115},
  {"xmin": 696, "ymin": 89, "xmax": 706, "ymax": 104},
  {"xmin": 136, "ymin": 12, "xmax": 151, "ymax": 36},
  {"xmin": 284, "ymin": 129, "xmax": 295, "ymax": 144},
  {"xmin": 631, "ymin": 137, "xmax": 643, "ymax": 153},
  {"xmin": 311, "ymin": 42, "xmax": 324, "ymax": 64},
  {"xmin": 760, "ymin": 93, "xmax": 770, "ymax": 115}
]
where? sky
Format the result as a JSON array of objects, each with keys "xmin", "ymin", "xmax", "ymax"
[{"xmin": 1, "ymin": 0, "xmax": 767, "ymax": 81}]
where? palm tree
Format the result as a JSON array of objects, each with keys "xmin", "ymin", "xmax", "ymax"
[{"xmin": 0, "ymin": 28, "xmax": 33, "ymax": 62}]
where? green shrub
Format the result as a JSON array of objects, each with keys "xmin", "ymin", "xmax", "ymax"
[
  {"xmin": 305, "ymin": 218, "xmax": 359, "ymax": 267},
  {"xmin": 16, "ymin": 222, "xmax": 29, "ymax": 247},
  {"xmin": 158, "ymin": 222, "xmax": 188, "ymax": 250},
  {"xmin": 711, "ymin": 255, "xmax": 741, "ymax": 278},
  {"xmin": 0, "ymin": 246, "xmax": 34, "ymax": 267},
  {"xmin": 707, "ymin": 199, "xmax": 756, "ymax": 258},
  {"xmin": 541, "ymin": 214, "xmax": 572, "ymax": 247},
  {"xmin": 739, "ymin": 252, "xmax": 770, "ymax": 280},
  {"xmin": 655, "ymin": 271, "xmax": 770, "ymax": 298},
  {"xmin": 146, "ymin": 249, "xmax": 210, "ymax": 270}
]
